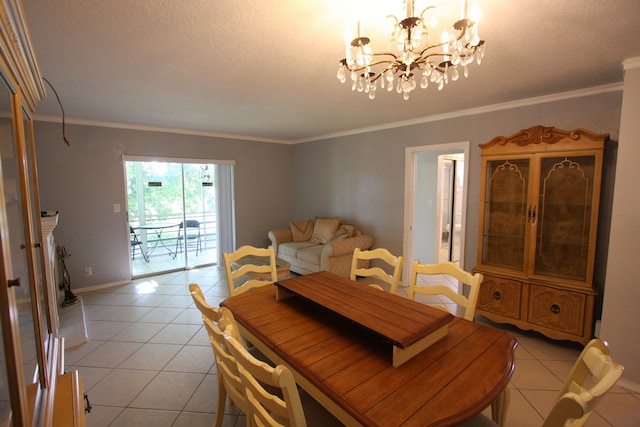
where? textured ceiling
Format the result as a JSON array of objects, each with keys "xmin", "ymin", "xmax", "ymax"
[{"xmin": 21, "ymin": 0, "xmax": 640, "ymax": 143}]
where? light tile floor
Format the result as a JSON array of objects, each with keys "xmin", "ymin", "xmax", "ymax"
[{"xmin": 67, "ymin": 266, "xmax": 640, "ymax": 426}]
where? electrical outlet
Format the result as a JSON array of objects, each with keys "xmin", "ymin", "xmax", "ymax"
[{"xmin": 84, "ymin": 267, "xmax": 92, "ymax": 276}]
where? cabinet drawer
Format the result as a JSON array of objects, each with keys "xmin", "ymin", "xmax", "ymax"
[
  {"xmin": 527, "ymin": 285, "xmax": 585, "ymax": 335},
  {"xmin": 477, "ymin": 275, "xmax": 522, "ymax": 319}
]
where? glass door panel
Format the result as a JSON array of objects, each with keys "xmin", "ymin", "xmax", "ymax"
[
  {"xmin": 126, "ymin": 160, "xmax": 219, "ymax": 275},
  {"xmin": 181, "ymin": 163, "xmax": 217, "ymax": 269},
  {"xmin": 534, "ymin": 155, "xmax": 596, "ymax": 281},
  {"xmin": 481, "ymin": 158, "xmax": 530, "ymax": 271},
  {"xmin": 127, "ymin": 161, "xmax": 184, "ymax": 275}
]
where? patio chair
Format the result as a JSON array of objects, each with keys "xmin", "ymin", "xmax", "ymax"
[
  {"xmin": 130, "ymin": 226, "xmax": 148, "ymax": 262},
  {"xmin": 175, "ymin": 219, "xmax": 202, "ymax": 256}
]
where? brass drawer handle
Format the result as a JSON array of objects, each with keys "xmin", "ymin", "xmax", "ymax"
[
  {"xmin": 492, "ymin": 291, "xmax": 502, "ymax": 300},
  {"xmin": 550, "ymin": 304, "xmax": 561, "ymax": 314}
]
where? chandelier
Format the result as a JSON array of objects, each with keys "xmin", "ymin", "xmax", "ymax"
[{"xmin": 336, "ymin": 0, "xmax": 486, "ymax": 100}]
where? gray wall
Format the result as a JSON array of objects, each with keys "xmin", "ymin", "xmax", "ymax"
[
  {"xmin": 291, "ymin": 92, "xmax": 622, "ymax": 274},
  {"xmin": 34, "ymin": 122, "xmax": 292, "ymax": 289},
  {"xmin": 32, "ymin": 88, "xmax": 637, "ymax": 385}
]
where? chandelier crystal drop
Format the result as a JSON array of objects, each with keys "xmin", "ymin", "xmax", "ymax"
[{"xmin": 336, "ymin": 0, "xmax": 486, "ymax": 100}]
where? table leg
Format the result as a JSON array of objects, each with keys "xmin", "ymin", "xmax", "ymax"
[
  {"xmin": 156, "ymin": 229, "xmax": 175, "ymax": 257},
  {"xmin": 146, "ymin": 228, "xmax": 177, "ymax": 258},
  {"xmin": 491, "ymin": 387, "xmax": 510, "ymax": 426}
]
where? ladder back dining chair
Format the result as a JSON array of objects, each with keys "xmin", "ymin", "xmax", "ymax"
[
  {"xmin": 189, "ymin": 283, "xmax": 219, "ymax": 323},
  {"xmin": 202, "ymin": 308, "xmax": 251, "ymax": 427},
  {"xmin": 408, "ymin": 260, "xmax": 483, "ymax": 321},
  {"xmin": 225, "ymin": 326, "xmax": 343, "ymax": 427},
  {"xmin": 457, "ymin": 338, "xmax": 624, "ymax": 427},
  {"xmin": 350, "ymin": 247, "xmax": 404, "ymax": 293},
  {"xmin": 223, "ymin": 245, "xmax": 278, "ymax": 297}
]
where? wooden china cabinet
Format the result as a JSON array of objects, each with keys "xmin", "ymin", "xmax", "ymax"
[
  {"xmin": 474, "ymin": 125, "xmax": 607, "ymax": 345},
  {"xmin": 1, "ymin": 0, "xmax": 86, "ymax": 425}
]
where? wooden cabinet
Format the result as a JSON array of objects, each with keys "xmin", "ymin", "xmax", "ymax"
[
  {"xmin": 474, "ymin": 126, "xmax": 606, "ymax": 345},
  {"xmin": 0, "ymin": 1, "xmax": 86, "ymax": 425}
]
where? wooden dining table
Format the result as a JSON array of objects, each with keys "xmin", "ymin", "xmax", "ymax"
[{"xmin": 221, "ymin": 271, "xmax": 517, "ymax": 427}]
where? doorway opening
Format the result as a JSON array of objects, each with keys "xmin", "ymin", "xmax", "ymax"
[
  {"xmin": 403, "ymin": 142, "xmax": 469, "ymax": 281},
  {"xmin": 437, "ymin": 153, "xmax": 465, "ymax": 264},
  {"xmin": 124, "ymin": 156, "xmax": 235, "ymax": 277}
]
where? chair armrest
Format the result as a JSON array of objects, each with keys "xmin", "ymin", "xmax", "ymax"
[
  {"xmin": 321, "ymin": 235, "xmax": 374, "ymax": 277},
  {"xmin": 268, "ymin": 228, "xmax": 293, "ymax": 256},
  {"xmin": 323, "ymin": 235, "xmax": 374, "ymax": 257}
]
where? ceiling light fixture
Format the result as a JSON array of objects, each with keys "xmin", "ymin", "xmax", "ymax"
[{"xmin": 336, "ymin": 0, "xmax": 486, "ymax": 100}]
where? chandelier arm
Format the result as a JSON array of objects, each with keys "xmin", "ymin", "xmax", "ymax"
[
  {"xmin": 419, "ymin": 6, "xmax": 436, "ymax": 31},
  {"xmin": 345, "ymin": 57, "xmax": 399, "ymax": 73},
  {"xmin": 416, "ymin": 34, "xmax": 475, "ymax": 59},
  {"xmin": 414, "ymin": 48, "xmax": 477, "ymax": 72},
  {"xmin": 343, "ymin": 51, "xmax": 400, "ymax": 71}
]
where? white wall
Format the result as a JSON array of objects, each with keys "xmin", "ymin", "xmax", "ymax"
[{"xmin": 600, "ymin": 58, "xmax": 640, "ymax": 389}]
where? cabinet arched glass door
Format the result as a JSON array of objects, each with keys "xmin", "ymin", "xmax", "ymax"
[
  {"xmin": 480, "ymin": 157, "xmax": 531, "ymax": 272},
  {"xmin": 0, "ymin": 82, "xmax": 28, "ymax": 425},
  {"xmin": 0, "ymin": 87, "xmax": 48, "ymax": 423},
  {"xmin": 533, "ymin": 154, "xmax": 600, "ymax": 282}
]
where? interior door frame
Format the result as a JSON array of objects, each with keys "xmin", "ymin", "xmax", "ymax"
[{"xmin": 403, "ymin": 141, "xmax": 470, "ymax": 283}]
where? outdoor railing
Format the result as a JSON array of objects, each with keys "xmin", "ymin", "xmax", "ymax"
[{"xmin": 131, "ymin": 213, "xmax": 216, "ymax": 254}]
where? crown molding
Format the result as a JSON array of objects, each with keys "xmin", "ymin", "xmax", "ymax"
[
  {"xmin": 28, "ymin": 83, "xmax": 623, "ymax": 145},
  {"xmin": 623, "ymin": 57, "xmax": 640, "ymax": 71},
  {"xmin": 294, "ymin": 83, "xmax": 623, "ymax": 144},
  {"xmin": 31, "ymin": 114, "xmax": 293, "ymax": 145}
]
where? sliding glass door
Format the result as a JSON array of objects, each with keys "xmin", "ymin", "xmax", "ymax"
[{"xmin": 125, "ymin": 157, "xmax": 234, "ymax": 276}]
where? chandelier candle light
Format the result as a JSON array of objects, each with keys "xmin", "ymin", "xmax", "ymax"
[{"xmin": 336, "ymin": 0, "xmax": 485, "ymax": 100}]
